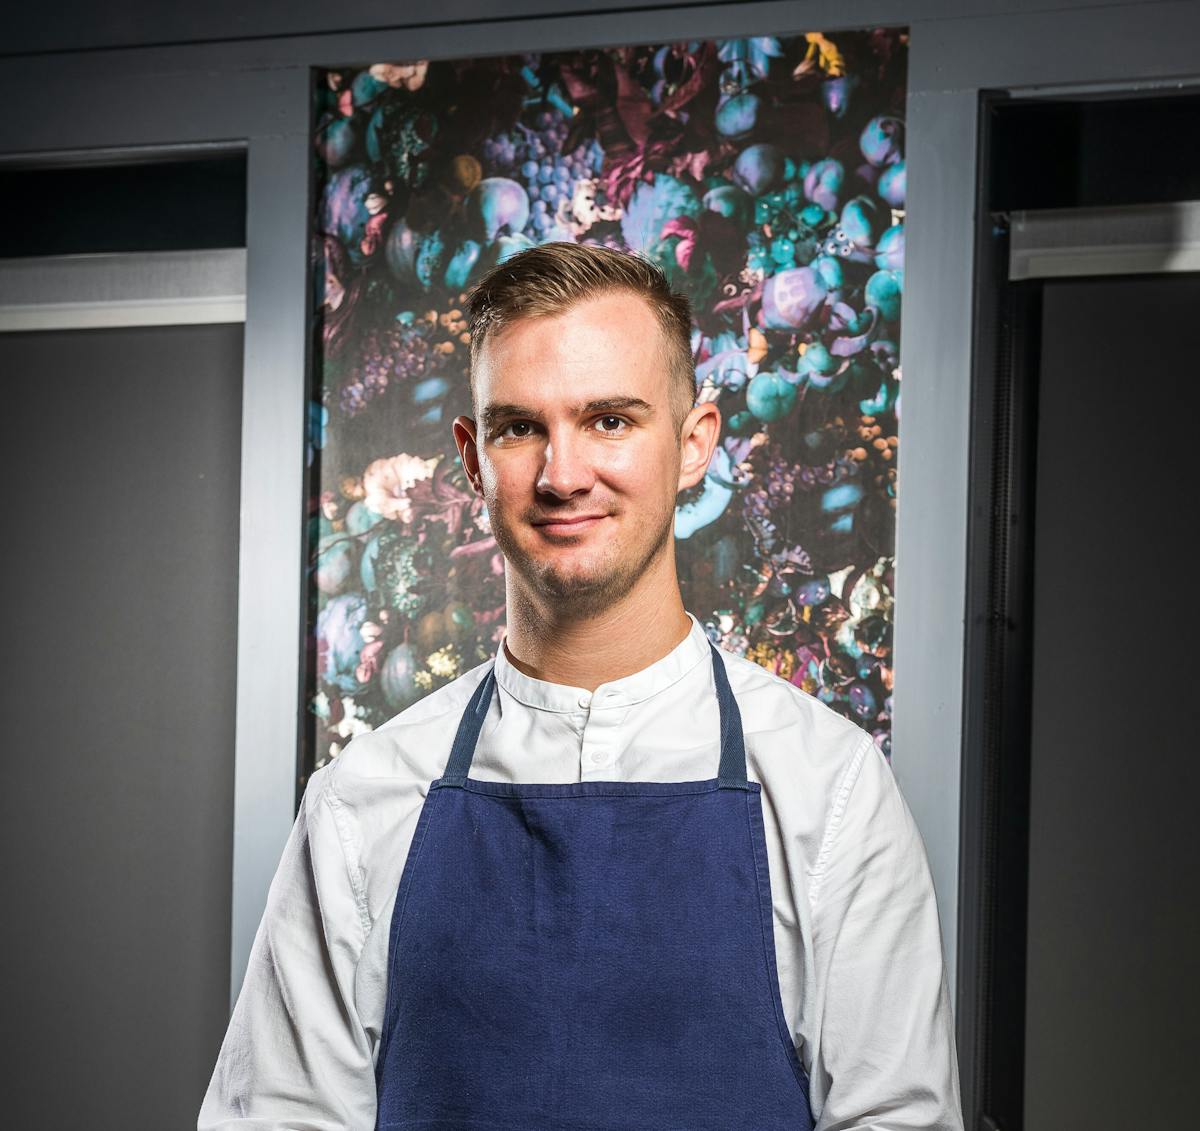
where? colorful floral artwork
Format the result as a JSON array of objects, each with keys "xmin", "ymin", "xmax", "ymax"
[{"xmin": 304, "ymin": 31, "xmax": 907, "ymax": 784}]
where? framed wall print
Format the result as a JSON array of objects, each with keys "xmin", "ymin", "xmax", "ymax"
[{"xmin": 304, "ymin": 30, "xmax": 907, "ymax": 788}]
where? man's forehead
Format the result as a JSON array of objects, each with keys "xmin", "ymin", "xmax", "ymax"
[{"xmin": 481, "ymin": 293, "xmax": 661, "ymax": 354}]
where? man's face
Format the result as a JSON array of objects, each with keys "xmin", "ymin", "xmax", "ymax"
[{"xmin": 453, "ymin": 291, "xmax": 712, "ymax": 616}]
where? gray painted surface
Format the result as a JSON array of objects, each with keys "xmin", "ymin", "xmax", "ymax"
[
  {"xmin": 1024, "ymin": 275, "xmax": 1199, "ymax": 1127},
  {"xmin": 0, "ymin": 322, "xmax": 242, "ymax": 1127},
  {"xmin": 3, "ymin": 0, "xmax": 1199, "ymax": 1035},
  {"xmin": 228, "ymin": 124, "xmax": 312, "ymax": 1013}
]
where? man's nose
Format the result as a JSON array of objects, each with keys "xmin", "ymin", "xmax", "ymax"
[{"xmin": 535, "ymin": 429, "xmax": 595, "ymax": 499}]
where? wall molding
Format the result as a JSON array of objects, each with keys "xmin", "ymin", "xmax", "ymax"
[{"xmin": 0, "ymin": 248, "xmax": 246, "ymax": 330}]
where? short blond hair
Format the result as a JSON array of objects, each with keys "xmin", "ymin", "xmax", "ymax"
[{"xmin": 465, "ymin": 242, "xmax": 696, "ymax": 427}]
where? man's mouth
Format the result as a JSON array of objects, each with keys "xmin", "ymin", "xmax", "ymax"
[{"xmin": 531, "ymin": 514, "xmax": 608, "ymax": 535}]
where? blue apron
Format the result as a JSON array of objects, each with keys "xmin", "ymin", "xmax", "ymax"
[{"xmin": 374, "ymin": 642, "xmax": 815, "ymax": 1130}]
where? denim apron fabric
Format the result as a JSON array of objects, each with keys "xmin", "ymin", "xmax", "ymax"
[{"xmin": 374, "ymin": 642, "xmax": 815, "ymax": 1130}]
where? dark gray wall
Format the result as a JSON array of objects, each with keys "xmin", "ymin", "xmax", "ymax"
[
  {"xmin": 1024, "ymin": 274, "xmax": 1199, "ymax": 1128},
  {"xmin": 3, "ymin": 0, "xmax": 702, "ymax": 55},
  {"xmin": 0, "ymin": 323, "xmax": 243, "ymax": 1127}
]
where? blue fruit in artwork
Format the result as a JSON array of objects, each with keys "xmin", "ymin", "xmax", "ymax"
[
  {"xmin": 804, "ymin": 159, "xmax": 845, "ymax": 211},
  {"xmin": 380, "ymin": 643, "xmax": 421, "ymax": 710},
  {"xmin": 467, "ymin": 177, "xmax": 531, "ymax": 241},
  {"xmin": 803, "ymin": 342, "xmax": 837, "ymax": 376},
  {"xmin": 414, "ymin": 228, "xmax": 447, "ymax": 289},
  {"xmin": 866, "ymin": 269, "xmax": 903, "ymax": 322},
  {"xmin": 443, "ymin": 240, "xmax": 482, "ymax": 289},
  {"xmin": 859, "ymin": 375, "xmax": 899, "ymax": 416},
  {"xmin": 878, "ymin": 160, "xmax": 906, "ymax": 207},
  {"xmin": 344, "ymin": 501, "xmax": 386, "ymax": 536},
  {"xmin": 385, "ymin": 220, "xmax": 422, "ymax": 285},
  {"xmin": 495, "ymin": 233, "xmax": 535, "ymax": 263},
  {"xmin": 715, "ymin": 91, "xmax": 761, "ymax": 138},
  {"xmin": 315, "ymin": 535, "xmax": 357, "ymax": 595},
  {"xmin": 702, "ymin": 185, "xmax": 753, "ymax": 228},
  {"xmin": 802, "ymin": 342, "xmax": 849, "ymax": 392},
  {"xmin": 800, "ymin": 203, "xmax": 828, "ymax": 228},
  {"xmin": 733, "ymin": 143, "xmax": 786, "ymax": 196},
  {"xmin": 821, "ymin": 482, "xmax": 864, "ymax": 513},
  {"xmin": 848, "ymin": 681, "xmax": 879, "ymax": 720},
  {"xmin": 316, "ymin": 117, "xmax": 358, "ymax": 168},
  {"xmin": 871, "ymin": 338, "xmax": 900, "ymax": 372},
  {"xmin": 363, "ymin": 107, "xmax": 387, "ymax": 164},
  {"xmin": 360, "ymin": 528, "xmax": 384, "ymax": 592},
  {"xmin": 322, "ymin": 166, "xmax": 372, "ymax": 253},
  {"xmin": 794, "ymin": 576, "xmax": 832, "ymax": 606},
  {"xmin": 874, "ymin": 224, "xmax": 905, "ymax": 272},
  {"xmin": 860, "ymin": 115, "xmax": 904, "ymax": 167},
  {"xmin": 351, "ymin": 70, "xmax": 388, "ymax": 108},
  {"xmin": 821, "ymin": 75, "xmax": 858, "ymax": 119},
  {"xmin": 810, "ymin": 254, "xmax": 845, "ymax": 296},
  {"xmin": 412, "ymin": 376, "xmax": 450, "ymax": 404},
  {"xmin": 759, "ymin": 267, "xmax": 828, "ymax": 330},
  {"xmin": 621, "ymin": 175, "xmax": 701, "ymax": 251},
  {"xmin": 771, "ymin": 236, "xmax": 797, "ymax": 265},
  {"xmin": 840, "ymin": 195, "xmax": 882, "ymax": 246},
  {"xmin": 746, "ymin": 371, "xmax": 798, "ymax": 421}
]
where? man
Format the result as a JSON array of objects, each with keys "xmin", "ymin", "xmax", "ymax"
[{"xmin": 200, "ymin": 243, "xmax": 963, "ymax": 1129}]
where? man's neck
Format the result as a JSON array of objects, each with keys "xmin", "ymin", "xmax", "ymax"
[{"xmin": 502, "ymin": 579, "xmax": 692, "ymax": 693}]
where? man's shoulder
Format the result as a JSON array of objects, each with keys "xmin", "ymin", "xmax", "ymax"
[
  {"xmin": 714, "ymin": 643, "xmax": 874, "ymax": 768},
  {"xmin": 375, "ymin": 657, "xmax": 494, "ymax": 733},
  {"xmin": 324, "ymin": 659, "xmax": 494, "ymax": 783}
]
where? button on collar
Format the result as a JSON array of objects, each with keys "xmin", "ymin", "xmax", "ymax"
[{"xmin": 493, "ymin": 614, "xmax": 710, "ymax": 713}]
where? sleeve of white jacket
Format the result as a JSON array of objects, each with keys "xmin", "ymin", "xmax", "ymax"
[
  {"xmin": 809, "ymin": 736, "xmax": 964, "ymax": 1131},
  {"xmin": 198, "ymin": 766, "xmax": 376, "ymax": 1131}
]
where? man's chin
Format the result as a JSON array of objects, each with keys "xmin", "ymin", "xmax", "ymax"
[
  {"xmin": 530, "ymin": 566, "xmax": 615, "ymax": 600},
  {"xmin": 506, "ymin": 554, "xmax": 625, "ymax": 606}
]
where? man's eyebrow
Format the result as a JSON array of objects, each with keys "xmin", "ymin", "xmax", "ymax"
[
  {"xmin": 478, "ymin": 402, "xmax": 542, "ymax": 429},
  {"xmin": 578, "ymin": 397, "xmax": 655, "ymax": 416},
  {"xmin": 478, "ymin": 397, "xmax": 655, "ymax": 429}
]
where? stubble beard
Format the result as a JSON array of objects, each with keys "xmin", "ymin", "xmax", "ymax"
[{"xmin": 489, "ymin": 499, "xmax": 676, "ymax": 620}]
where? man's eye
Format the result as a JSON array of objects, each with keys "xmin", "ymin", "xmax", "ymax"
[
  {"xmin": 594, "ymin": 415, "xmax": 628, "ymax": 434},
  {"xmin": 498, "ymin": 421, "xmax": 533, "ymax": 439}
]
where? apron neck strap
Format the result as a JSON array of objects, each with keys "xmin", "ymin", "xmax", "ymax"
[{"xmin": 441, "ymin": 641, "xmax": 749, "ymax": 790}]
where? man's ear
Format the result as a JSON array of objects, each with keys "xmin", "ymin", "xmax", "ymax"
[
  {"xmin": 452, "ymin": 415, "xmax": 483, "ymax": 495},
  {"xmin": 677, "ymin": 402, "xmax": 721, "ymax": 492}
]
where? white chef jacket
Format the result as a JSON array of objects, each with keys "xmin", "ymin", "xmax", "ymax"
[{"xmin": 200, "ymin": 612, "xmax": 963, "ymax": 1130}]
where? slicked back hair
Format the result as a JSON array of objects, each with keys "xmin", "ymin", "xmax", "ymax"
[{"xmin": 465, "ymin": 242, "xmax": 696, "ymax": 430}]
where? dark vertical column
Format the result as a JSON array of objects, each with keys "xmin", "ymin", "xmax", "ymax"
[
  {"xmin": 1025, "ymin": 273, "xmax": 1200, "ymax": 1128},
  {"xmin": 0, "ymin": 322, "xmax": 242, "ymax": 1128}
]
